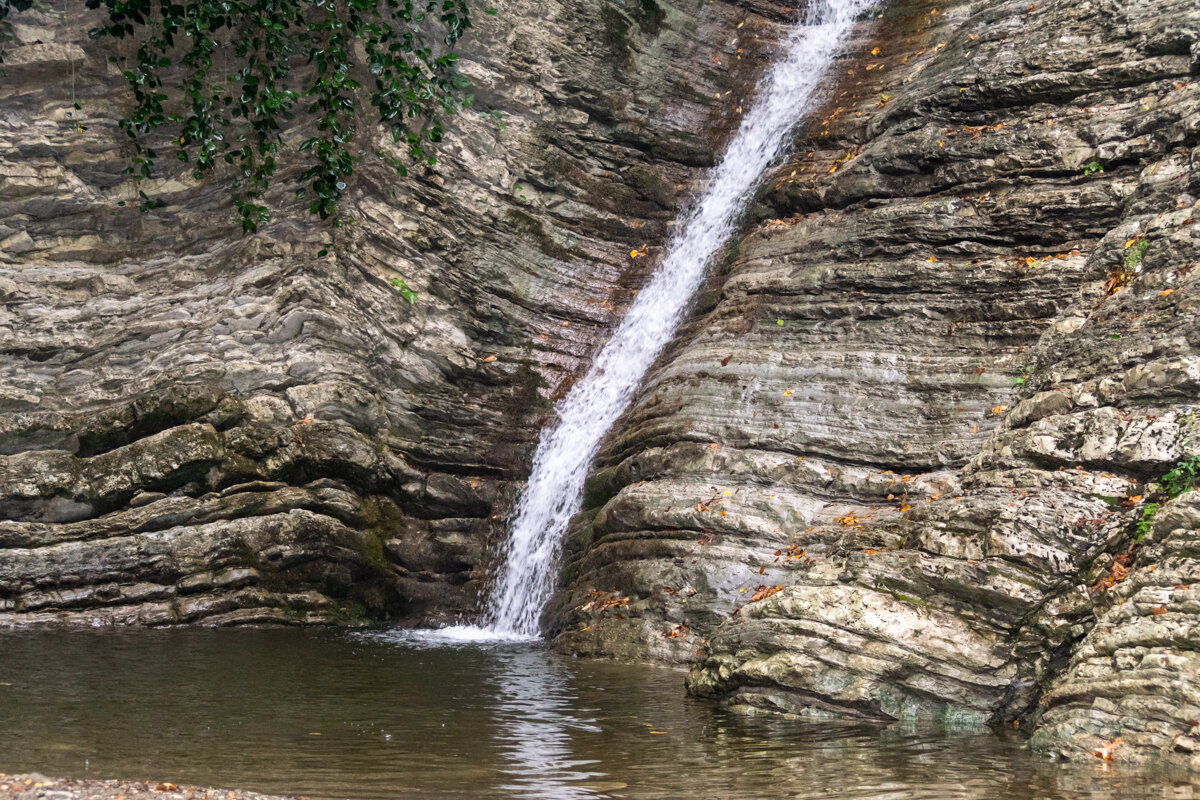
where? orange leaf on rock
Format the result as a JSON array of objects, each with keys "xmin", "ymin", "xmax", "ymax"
[
  {"xmin": 749, "ymin": 585, "xmax": 784, "ymax": 603},
  {"xmin": 1093, "ymin": 737, "xmax": 1122, "ymax": 761}
]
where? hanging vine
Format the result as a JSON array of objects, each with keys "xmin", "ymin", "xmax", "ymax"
[{"xmin": 4, "ymin": 0, "xmax": 473, "ymax": 231}]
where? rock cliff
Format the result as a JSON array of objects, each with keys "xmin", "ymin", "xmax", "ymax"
[
  {"xmin": 2, "ymin": 0, "xmax": 1200, "ymax": 770},
  {"xmin": 547, "ymin": 0, "xmax": 1200, "ymax": 768},
  {"xmin": 0, "ymin": 0, "xmax": 783, "ymax": 626}
]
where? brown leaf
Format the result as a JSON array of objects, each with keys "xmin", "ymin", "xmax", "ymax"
[
  {"xmin": 749, "ymin": 585, "xmax": 784, "ymax": 603},
  {"xmin": 720, "ymin": 355, "xmax": 733, "ymax": 366}
]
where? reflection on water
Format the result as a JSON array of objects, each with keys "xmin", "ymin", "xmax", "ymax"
[
  {"xmin": 488, "ymin": 648, "xmax": 603, "ymax": 799},
  {"xmin": 0, "ymin": 628, "xmax": 1195, "ymax": 800}
]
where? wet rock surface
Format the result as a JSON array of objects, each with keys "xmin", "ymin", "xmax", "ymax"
[
  {"xmin": 547, "ymin": 0, "xmax": 1200, "ymax": 767},
  {"xmin": 0, "ymin": 0, "xmax": 786, "ymax": 627}
]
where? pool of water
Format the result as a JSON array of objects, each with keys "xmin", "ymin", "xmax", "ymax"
[{"xmin": 0, "ymin": 628, "xmax": 1192, "ymax": 799}]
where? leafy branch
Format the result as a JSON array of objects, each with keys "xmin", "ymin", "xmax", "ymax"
[{"xmin": 27, "ymin": 0, "xmax": 475, "ymax": 231}]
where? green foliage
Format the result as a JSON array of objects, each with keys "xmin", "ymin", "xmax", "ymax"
[
  {"xmin": 1083, "ymin": 160, "xmax": 1104, "ymax": 176},
  {"xmin": 6, "ymin": 0, "xmax": 471, "ymax": 230},
  {"xmin": 1135, "ymin": 502, "xmax": 1160, "ymax": 541},
  {"xmin": 1161, "ymin": 456, "xmax": 1200, "ymax": 499},
  {"xmin": 1132, "ymin": 457, "xmax": 1199, "ymax": 541},
  {"xmin": 1124, "ymin": 238, "xmax": 1150, "ymax": 272},
  {"xmin": 391, "ymin": 276, "xmax": 416, "ymax": 303}
]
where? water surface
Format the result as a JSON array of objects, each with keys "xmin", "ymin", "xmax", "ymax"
[{"xmin": 0, "ymin": 629, "xmax": 1191, "ymax": 799}]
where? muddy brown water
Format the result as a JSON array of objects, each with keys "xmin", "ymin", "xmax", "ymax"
[{"xmin": 0, "ymin": 628, "xmax": 1194, "ymax": 799}]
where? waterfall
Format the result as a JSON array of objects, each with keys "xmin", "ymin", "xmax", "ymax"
[{"xmin": 440, "ymin": 0, "xmax": 874, "ymax": 641}]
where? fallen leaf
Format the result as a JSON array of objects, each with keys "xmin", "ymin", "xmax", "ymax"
[
  {"xmin": 749, "ymin": 585, "xmax": 784, "ymax": 603},
  {"xmin": 1153, "ymin": 605, "xmax": 1169, "ymax": 615},
  {"xmin": 1093, "ymin": 737, "xmax": 1122, "ymax": 761},
  {"xmin": 480, "ymin": 354, "xmax": 497, "ymax": 363},
  {"xmin": 992, "ymin": 405, "xmax": 1009, "ymax": 414}
]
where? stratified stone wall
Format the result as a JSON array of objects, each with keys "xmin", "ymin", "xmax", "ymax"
[
  {"xmin": 551, "ymin": 0, "xmax": 1200, "ymax": 767},
  {"xmin": 0, "ymin": 0, "xmax": 791, "ymax": 626}
]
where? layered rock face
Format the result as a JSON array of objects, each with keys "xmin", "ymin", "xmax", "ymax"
[
  {"xmin": 548, "ymin": 0, "xmax": 1200, "ymax": 766},
  {"xmin": 4, "ymin": 0, "xmax": 1200, "ymax": 771},
  {"xmin": 0, "ymin": 0, "xmax": 786, "ymax": 626}
]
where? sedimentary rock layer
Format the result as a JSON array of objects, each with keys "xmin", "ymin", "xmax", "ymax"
[
  {"xmin": 0, "ymin": 0, "xmax": 789, "ymax": 626},
  {"xmin": 549, "ymin": 0, "xmax": 1200, "ymax": 766},
  {"xmin": 3, "ymin": 0, "xmax": 1200, "ymax": 771}
]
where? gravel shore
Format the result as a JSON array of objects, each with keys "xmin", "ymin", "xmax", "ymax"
[{"xmin": 0, "ymin": 775, "xmax": 298, "ymax": 800}]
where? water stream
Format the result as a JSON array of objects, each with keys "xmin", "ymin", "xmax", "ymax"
[{"xmin": 455, "ymin": 0, "xmax": 877, "ymax": 639}]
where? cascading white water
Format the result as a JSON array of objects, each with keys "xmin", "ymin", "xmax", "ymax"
[{"xmin": 439, "ymin": 0, "xmax": 874, "ymax": 641}]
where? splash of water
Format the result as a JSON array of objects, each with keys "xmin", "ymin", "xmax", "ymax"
[{"xmin": 435, "ymin": 0, "xmax": 874, "ymax": 642}]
